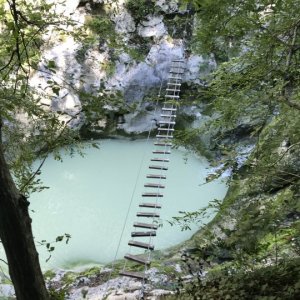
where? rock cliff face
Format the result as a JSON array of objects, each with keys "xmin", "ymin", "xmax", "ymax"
[{"xmin": 31, "ymin": 0, "xmax": 216, "ymax": 136}]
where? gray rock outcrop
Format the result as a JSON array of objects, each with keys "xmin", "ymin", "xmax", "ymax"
[{"xmin": 30, "ymin": 0, "xmax": 216, "ymax": 134}]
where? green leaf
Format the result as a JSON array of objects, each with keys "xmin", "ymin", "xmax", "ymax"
[
  {"xmin": 47, "ymin": 60, "xmax": 56, "ymax": 69},
  {"xmin": 56, "ymin": 236, "xmax": 64, "ymax": 242},
  {"xmin": 52, "ymin": 86, "xmax": 60, "ymax": 96}
]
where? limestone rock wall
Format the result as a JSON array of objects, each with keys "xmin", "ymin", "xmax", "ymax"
[{"xmin": 30, "ymin": 0, "xmax": 216, "ymax": 135}]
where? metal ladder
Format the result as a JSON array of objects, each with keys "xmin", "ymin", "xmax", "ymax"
[{"xmin": 119, "ymin": 59, "xmax": 185, "ymax": 280}]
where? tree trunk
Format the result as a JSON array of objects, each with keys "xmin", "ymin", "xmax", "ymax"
[{"xmin": 0, "ymin": 124, "xmax": 49, "ymax": 300}]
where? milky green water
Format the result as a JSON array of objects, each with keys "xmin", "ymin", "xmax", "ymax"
[{"xmin": 0, "ymin": 139, "xmax": 227, "ymax": 272}]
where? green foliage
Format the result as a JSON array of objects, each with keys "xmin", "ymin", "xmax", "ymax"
[
  {"xmin": 169, "ymin": 2, "xmax": 300, "ymax": 298},
  {"xmin": 169, "ymin": 198, "xmax": 224, "ymax": 231},
  {"xmin": 0, "ymin": 0, "xmax": 128, "ymax": 195},
  {"xmin": 0, "ymin": 0, "xmax": 90, "ymax": 196},
  {"xmin": 191, "ymin": 0, "xmax": 300, "ymax": 109},
  {"xmin": 44, "ymin": 270, "xmax": 56, "ymax": 280},
  {"xmin": 82, "ymin": 14, "xmax": 149, "ymax": 68},
  {"xmin": 173, "ymin": 114, "xmax": 300, "ymax": 298},
  {"xmin": 38, "ymin": 234, "xmax": 71, "ymax": 263},
  {"xmin": 49, "ymin": 287, "xmax": 67, "ymax": 300},
  {"xmin": 226, "ymin": 188, "xmax": 299, "ymax": 259},
  {"xmin": 101, "ymin": 59, "xmax": 116, "ymax": 77},
  {"xmin": 170, "ymin": 258, "xmax": 300, "ymax": 300},
  {"xmin": 125, "ymin": 47, "xmax": 146, "ymax": 62},
  {"xmin": 85, "ymin": 15, "xmax": 118, "ymax": 47},
  {"xmin": 78, "ymin": 89, "xmax": 127, "ymax": 123},
  {"xmin": 173, "ymin": 128, "xmax": 214, "ymax": 159},
  {"xmin": 81, "ymin": 266, "xmax": 101, "ymax": 277},
  {"xmin": 76, "ymin": 4, "xmax": 154, "ymax": 65},
  {"xmin": 60, "ymin": 272, "xmax": 78, "ymax": 286},
  {"xmin": 75, "ymin": 15, "xmax": 120, "ymax": 66},
  {"xmin": 125, "ymin": 0, "xmax": 156, "ymax": 22},
  {"xmin": 177, "ymin": 0, "xmax": 300, "ymax": 178}
]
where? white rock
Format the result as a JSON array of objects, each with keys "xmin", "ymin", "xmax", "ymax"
[
  {"xmin": 141, "ymin": 15, "xmax": 163, "ymax": 28},
  {"xmin": 83, "ymin": 49, "xmax": 108, "ymax": 92},
  {"xmin": 0, "ymin": 284, "xmax": 15, "ymax": 298},
  {"xmin": 149, "ymin": 289, "xmax": 174, "ymax": 297},
  {"xmin": 120, "ymin": 109, "xmax": 159, "ymax": 133},
  {"xmin": 155, "ymin": 0, "xmax": 178, "ymax": 14},
  {"xmin": 67, "ymin": 276, "xmax": 140, "ymax": 300},
  {"xmin": 138, "ymin": 15, "xmax": 167, "ymax": 38},
  {"xmin": 46, "ymin": 0, "xmax": 80, "ymax": 15},
  {"xmin": 146, "ymin": 38, "xmax": 184, "ymax": 65},
  {"xmin": 105, "ymin": 38, "xmax": 185, "ymax": 105},
  {"xmin": 118, "ymin": 53, "xmax": 132, "ymax": 64},
  {"xmin": 174, "ymin": 264, "xmax": 182, "ymax": 273},
  {"xmin": 106, "ymin": 292, "xmax": 138, "ymax": 299},
  {"xmin": 113, "ymin": 11, "xmax": 136, "ymax": 35},
  {"xmin": 185, "ymin": 56, "xmax": 202, "ymax": 82},
  {"xmin": 28, "ymin": 0, "xmax": 87, "ymax": 127},
  {"xmin": 146, "ymin": 268, "xmax": 168, "ymax": 284},
  {"xmin": 94, "ymin": 0, "xmax": 105, "ymax": 3}
]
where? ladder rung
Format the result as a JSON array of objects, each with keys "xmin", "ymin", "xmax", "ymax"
[
  {"xmin": 162, "ymin": 107, "xmax": 177, "ymax": 111},
  {"xmin": 158, "ymin": 128, "xmax": 174, "ymax": 132},
  {"xmin": 170, "ymin": 67, "xmax": 185, "ymax": 70},
  {"xmin": 166, "ymin": 88, "xmax": 180, "ymax": 92},
  {"xmin": 137, "ymin": 212, "xmax": 160, "ymax": 218},
  {"xmin": 159, "ymin": 121, "xmax": 176, "ymax": 125},
  {"xmin": 156, "ymin": 135, "xmax": 173, "ymax": 139},
  {"xmin": 169, "ymin": 73, "xmax": 182, "ymax": 76},
  {"xmin": 129, "ymin": 240, "xmax": 154, "ymax": 250},
  {"xmin": 160, "ymin": 114, "xmax": 176, "ymax": 118},
  {"xmin": 124, "ymin": 254, "xmax": 151, "ymax": 266},
  {"xmin": 165, "ymin": 95, "xmax": 180, "ymax": 99},
  {"xmin": 134, "ymin": 222, "xmax": 158, "ymax": 229},
  {"xmin": 147, "ymin": 174, "xmax": 166, "ymax": 179},
  {"xmin": 152, "ymin": 150, "xmax": 171, "ymax": 154},
  {"xmin": 139, "ymin": 203, "xmax": 162, "ymax": 208},
  {"xmin": 151, "ymin": 158, "xmax": 169, "ymax": 162},
  {"xmin": 170, "ymin": 65, "xmax": 185, "ymax": 69},
  {"xmin": 119, "ymin": 270, "xmax": 147, "ymax": 280},
  {"xmin": 144, "ymin": 183, "xmax": 165, "ymax": 188},
  {"xmin": 169, "ymin": 76, "xmax": 182, "ymax": 80},
  {"xmin": 154, "ymin": 142, "xmax": 172, "ymax": 146},
  {"xmin": 165, "ymin": 101, "xmax": 178, "ymax": 106},
  {"xmin": 131, "ymin": 231, "xmax": 156, "ymax": 237},
  {"xmin": 149, "ymin": 165, "xmax": 168, "ymax": 170},
  {"xmin": 167, "ymin": 82, "xmax": 181, "ymax": 86},
  {"xmin": 142, "ymin": 193, "xmax": 164, "ymax": 197},
  {"xmin": 169, "ymin": 70, "xmax": 185, "ymax": 74}
]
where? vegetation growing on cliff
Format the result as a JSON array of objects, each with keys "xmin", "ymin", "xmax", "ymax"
[
  {"xmin": 125, "ymin": 0, "xmax": 156, "ymax": 23},
  {"xmin": 169, "ymin": 0, "xmax": 300, "ymax": 298}
]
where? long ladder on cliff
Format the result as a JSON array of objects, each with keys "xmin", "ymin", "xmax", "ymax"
[{"xmin": 119, "ymin": 59, "xmax": 185, "ymax": 281}]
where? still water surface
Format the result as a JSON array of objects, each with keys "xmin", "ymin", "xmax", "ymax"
[{"xmin": 1, "ymin": 139, "xmax": 227, "ymax": 271}]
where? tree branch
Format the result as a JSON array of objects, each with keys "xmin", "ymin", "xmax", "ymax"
[
  {"xmin": 285, "ymin": 22, "xmax": 299, "ymax": 71},
  {"xmin": 0, "ymin": 50, "xmax": 16, "ymax": 72},
  {"xmin": 19, "ymin": 110, "xmax": 82, "ymax": 193}
]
